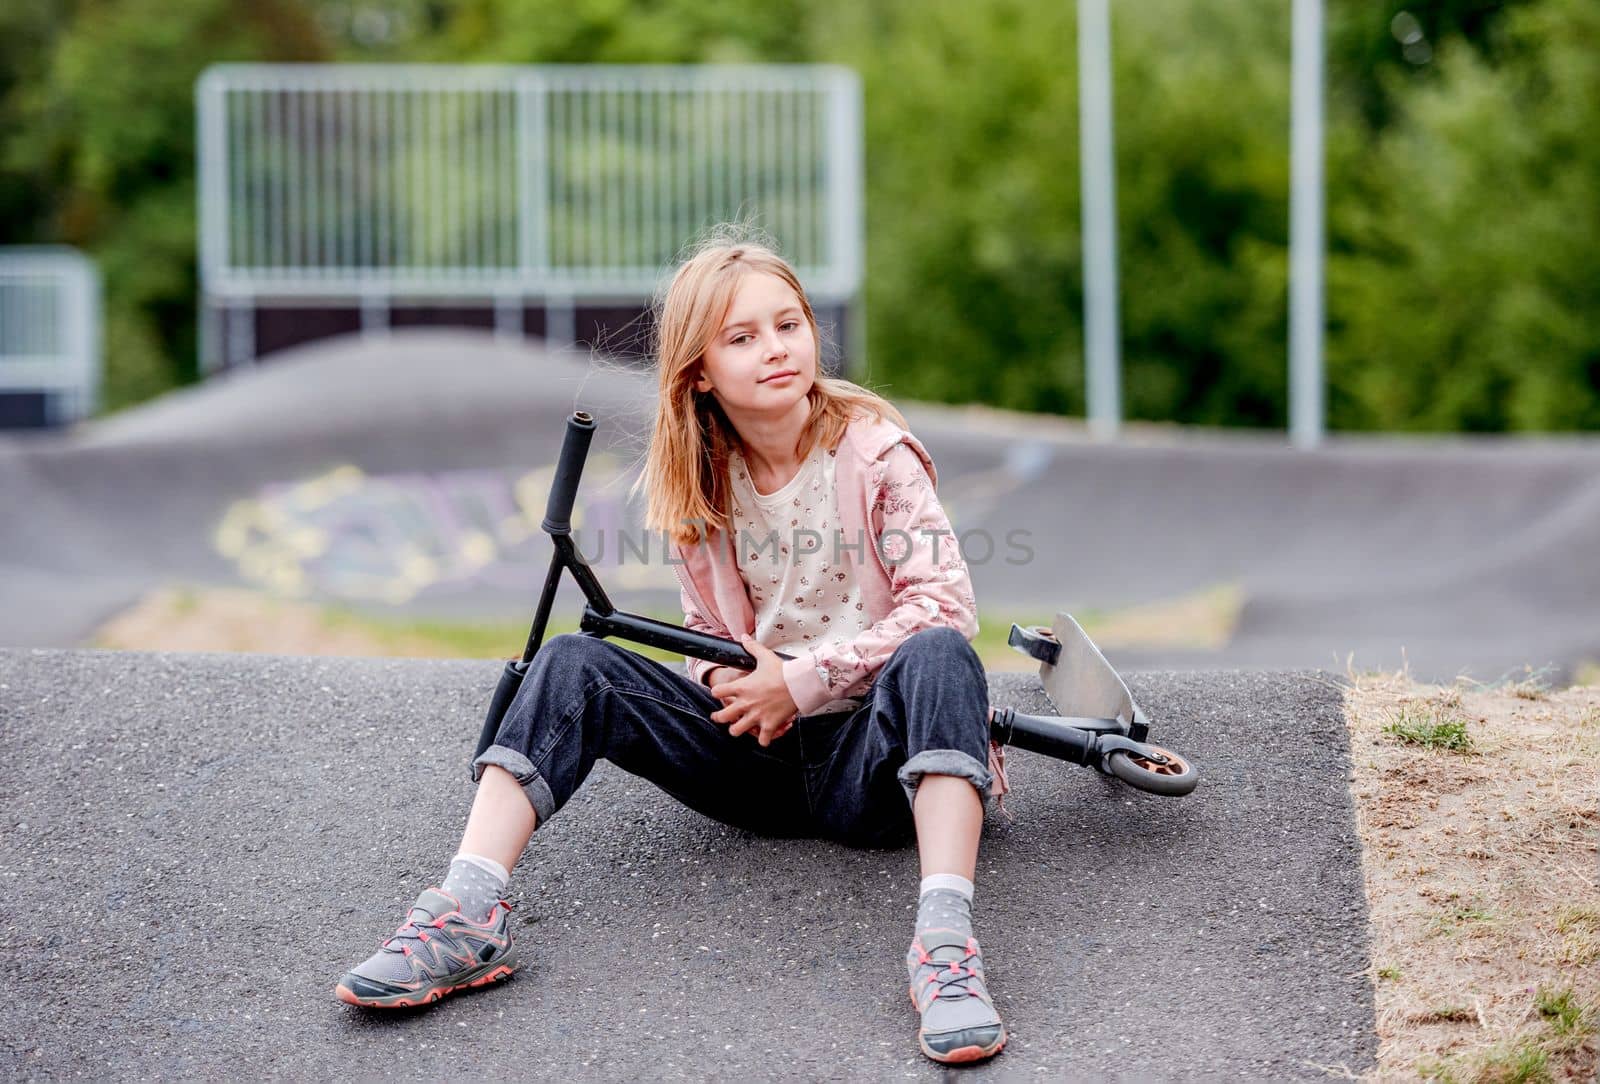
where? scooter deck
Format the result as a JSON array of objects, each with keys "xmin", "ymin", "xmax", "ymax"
[{"xmin": 1009, "ymin": 613, "xmax": 1150, "ymax": 741}]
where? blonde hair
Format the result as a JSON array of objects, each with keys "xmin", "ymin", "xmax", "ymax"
[{"xmin": 632, "ymin": 225, "xmax": 906, "ymax": 548}]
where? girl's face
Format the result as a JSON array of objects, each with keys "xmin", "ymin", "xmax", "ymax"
[{"xmin": 692, "ymin": 271, "xmax": 816, "ymax": 423}]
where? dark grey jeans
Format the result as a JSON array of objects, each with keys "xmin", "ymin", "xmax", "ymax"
[{"xmin": 470, "ymin": 626, "xmax": 993, "ymax": 848}]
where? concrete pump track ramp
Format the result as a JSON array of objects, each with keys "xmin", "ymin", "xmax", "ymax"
[
  {"xmin": 2, "ymin": 330, "xmax": 1598, "ymax": 681},
  {"xmin": 0, "ymin": 649, "xmax": 1375, "ymax": 1080}
]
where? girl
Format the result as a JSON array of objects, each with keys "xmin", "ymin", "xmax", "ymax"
[{"xmin": 335, "ymin": 229, "xmax": 1008, "ymax": 1066}]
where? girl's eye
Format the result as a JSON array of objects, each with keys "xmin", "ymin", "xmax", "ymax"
[{"xmin": 729, "ymin": 321, "xmax": 799, "ymax": 345}]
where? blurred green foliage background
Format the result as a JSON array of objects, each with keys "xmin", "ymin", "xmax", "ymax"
[{"xmin": 2, "ymin": 0, "xmax": 1595, "ymax": 430}]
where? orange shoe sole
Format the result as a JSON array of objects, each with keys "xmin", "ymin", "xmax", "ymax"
[{"xmin": 335, "ymin": 962, "xmax": 516, "ymax": 1008}]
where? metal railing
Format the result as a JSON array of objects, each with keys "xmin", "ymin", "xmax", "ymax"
[
  {"xmin": 196, "ymin": 63, "xmax": 863, "ymax": 369},
  {"xmin": 0, "ymin": 247, "xmax": 102, "ymax": 425}
]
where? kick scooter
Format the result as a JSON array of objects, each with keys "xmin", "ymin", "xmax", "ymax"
[{"xmin": 471, "ymin": 410, "xmax": 1199, "ymax": 798}]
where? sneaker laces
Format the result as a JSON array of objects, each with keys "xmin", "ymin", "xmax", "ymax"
[
  {"xmin": 382, "ymin": 897, "xmax": 512, "ymax": 952},
  {"xmin": 918, "ymin": 943, "xmax": 987, "ymax": 1002}
]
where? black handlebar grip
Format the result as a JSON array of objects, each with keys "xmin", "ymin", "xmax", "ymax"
[{"xmin": 542, "ymin": 411, "xmax": 597, "ymax": 534}]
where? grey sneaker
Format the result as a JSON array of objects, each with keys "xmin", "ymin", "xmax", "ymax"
[
  {"xmin": 335, "ymin": 887, "xmax": 518, "ymax": 1008},
  {"xmin": 907, "ymin": 929, "xmax": 1007, "ymax": 1064}
]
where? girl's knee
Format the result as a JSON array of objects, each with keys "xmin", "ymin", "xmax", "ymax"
[
  {"xmin": 542, "ymin": 632, "xmax": 625, "ymax": 672},
  {"xmin": 889, "ymin": 627, "xmax": 986, "ymax": 694},
  {"xmin": 545, "ymin": 631, "xmax": 603, "ymax": 656},
  {"xmin": 907, "ymin": 625, "xmax": 967, "ymax": 651},
  {"xmin": 512, "ymin": 634, "xmax": 620, "ymax": 717},
  {"xmin": 896, "ymin": 625, "xmax": 978, "ymax": 669}
]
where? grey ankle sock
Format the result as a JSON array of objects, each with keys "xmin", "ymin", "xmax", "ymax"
[
  {"xmin": 441, "ymin": 853, "xmax": 508, "ymax": 922},
  {"xmin": 908, "ymin": 874, "xmax": 976, "ymax": 988},
  {"xmin": 915, "ymin": 874, "xmax": 974, "ymax": 941}
]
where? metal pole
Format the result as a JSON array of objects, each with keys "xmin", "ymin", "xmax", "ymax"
[
  {"xmin": 360, "ymin": 291, "xmax": 389, "ymax": 337},
  {"xmin": 81, "ymin": 257, "xmax": 102, "ymax": 419},
  {"xmin": 1290, "ymin": 0, "xmax": 1326, "ymax": 448},
  {"xmin": 546, "ymin": 294, "xmax": 576, "ymax": 353},
  {"xmin": 1078, "ymin": 0, "xmax": 1121, "ymax": 440},
  {"xmin": 195, "ymin": 70, "xmax": 228, "ymax": 375},
  {"xmin": 495, "ymin": 290, "xmax": 523, "ymax": 343}
]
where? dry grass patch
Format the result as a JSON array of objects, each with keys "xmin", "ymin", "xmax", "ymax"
[
  {"xmin": 93, "ymin": 583, "xmax": 1244, "ymax": 666},
  {"xmin": 1086, "ymin": 581, "xmax": 1243, "ymax": 652},
  {"xmin": 1344, "ymin": 667, "xmax": 1600, "ymax": 1082},
  {"xmin": 90, "ymin": 585, "xmax": 685, "ymax": 662},
  {"xmin": 92, "ymin": 586, "xmax": 442, "ymax": 656}
]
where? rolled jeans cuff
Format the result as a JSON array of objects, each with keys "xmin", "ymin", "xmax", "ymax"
[
  {"xmin": 471, "ymin": 743, "xmax": 557, "ymax": 824},
  {"xmin": 897, "ymin": 748, "xmax": 993, "ymax": 807}
]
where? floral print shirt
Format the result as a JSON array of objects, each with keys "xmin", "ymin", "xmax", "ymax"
[{"xmin": 729, "ymin": 442, "xmax": 874, "ymax": 714}]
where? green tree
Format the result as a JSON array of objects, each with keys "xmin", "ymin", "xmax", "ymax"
[
  {"xmin": 1327, "ymin": 0, "xmax": 1600, "ymax": 430},
  {"xmin": 5, "ymin": 0, "xmax": 1592, "ymax": 432},
  {"xmin": 1329, "ymin": 0, "xmax": 1537, "ymax": 131},
  {"xmin": 811, "ymin": 0, "xmax": 1305, "ymax": 424},
  {"xmin": 5, "ymin": 0, "xmax": 326, "ymax": 408},
  {"xmin": 0, "ymin": 0, "xmax": 79, "ymax": 242},
  {"xmin": 823, "ymin": 0, "xmax": 1597, "ymax": 431},
  {"xmin": 441, "ymin": 0, "xmax": 812, "ymax": 64},
  {"xmin": 810, "ymin": 0, "xmax": 1087, "ymax": 413}
]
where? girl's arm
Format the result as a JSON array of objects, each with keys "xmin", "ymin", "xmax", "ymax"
[
  {"xmin": 679, "ymin": 585, "xmax": 737, "ymax": 688},
  {"xmin": 779, "ymin": 441, "xmax": 980, "ymax": 716}
]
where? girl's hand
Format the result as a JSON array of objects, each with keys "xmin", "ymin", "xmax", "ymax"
[
  {"xmin": 709, "ymin": 636, "xmax": 800, "ymax": 747},
  {"xmin": 702, "ymin": 665, "xmax": 741, "ymax": 691}
]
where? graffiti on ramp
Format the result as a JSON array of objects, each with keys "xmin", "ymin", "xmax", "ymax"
[{"xmin": 213, "ymin": 455, "xmax": 677, "ymax": 604}]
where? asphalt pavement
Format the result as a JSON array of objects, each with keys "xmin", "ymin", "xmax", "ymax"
[{"xmin": 0, "ymin": 649, "xmax": 1375, "ymax": 1080}]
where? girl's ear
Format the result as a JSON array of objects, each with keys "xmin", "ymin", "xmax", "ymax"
[{"xmin": 692, "ymin": 368, "xmax": 714, "ymax": 395}]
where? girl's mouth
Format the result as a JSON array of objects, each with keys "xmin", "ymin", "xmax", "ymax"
[{"xmin": 760, "ymin": 370, "xmax": 798, "ymax": 384}]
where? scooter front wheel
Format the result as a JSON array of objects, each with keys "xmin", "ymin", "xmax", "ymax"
[{"xmin": 1106, "ymin": 744, "xmax": 1199, "ymax": 797}]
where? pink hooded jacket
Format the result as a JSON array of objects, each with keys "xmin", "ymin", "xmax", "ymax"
[{"xmin": 668, "ymin": 412, "xmax": 1009, "ymax": 798}]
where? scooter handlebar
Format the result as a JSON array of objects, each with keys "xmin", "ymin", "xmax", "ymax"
[{"xmin": 543, "ymin": 411, "xmax": 597, "ymax": 534}]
